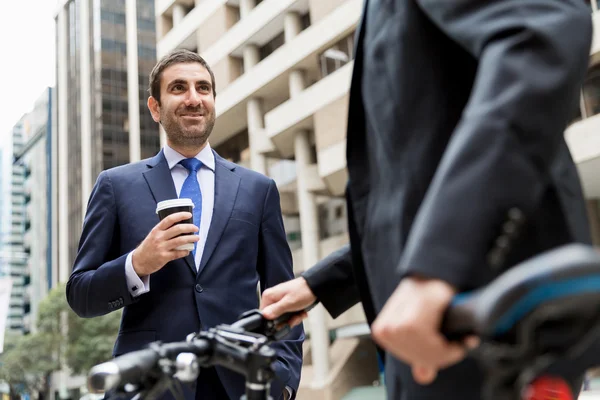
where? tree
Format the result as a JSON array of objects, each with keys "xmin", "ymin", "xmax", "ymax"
[
  {"xmin": 0, "ymin": 332, "xmax": 59, "ymax": 400},
  {"xmin": 66, "ymin": 306, "xmax": 121, "ymax": 374},
  {"xmin": 0, "ymin": 283, "xmax": 122, "ymax": 399}
]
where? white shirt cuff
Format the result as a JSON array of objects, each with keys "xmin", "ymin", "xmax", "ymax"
[
  {"xmin": 285, "ymin": 386, "xmax": 293, "ymax": 400},
  {"xmin": 125, "ymin": 251, "xmax": 150, "ymax": 297}
]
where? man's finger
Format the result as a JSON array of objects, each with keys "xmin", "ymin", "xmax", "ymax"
[
  {"xmin": 261, "ymin": 302, "xmax": 288, "ymax": 319},
  {"xmin": 288, "ymin": 312, "xmax": 308, "ymax": 327},
  {"xmin": 463, "ymin": 336, "xmax": 480, "ymax": 350},
  {"xmin": 260, "ymin": 288, "xmax": 284, "ymax": 309},
  {"xmin": 437, "ymin": 341, "xmax": 467, "ymax": 369},
  {"xmin": 412, "ymin": 365, "xmax": 437, "ymax": 385},
  {"xmin": 158, "ymin": 212, "xmax": 193, "ymax": 230}
]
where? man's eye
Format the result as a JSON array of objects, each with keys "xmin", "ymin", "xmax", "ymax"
[
  {"xmin": 199, "ymin": 85, "xmax": 210, "ymax": 92},
  {"xmin": 173, "ymin": 85, "xmax": 184, "ymax": 91}
]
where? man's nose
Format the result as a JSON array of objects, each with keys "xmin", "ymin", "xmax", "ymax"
[{"xmin": 184, "ymin": 88, "xmax": 202, "ymax": 107}]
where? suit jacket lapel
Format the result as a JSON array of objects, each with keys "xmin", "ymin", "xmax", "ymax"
[
  {"xmin": 198, "ymin": 153, "xmax": 240, "ymax": 277},
  {"xmin": 143, "ymin": 150, "xmax": 196, "ymax": 276}
]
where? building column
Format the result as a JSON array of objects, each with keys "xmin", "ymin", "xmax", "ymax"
[
  {"xmin": 80, "ymin": 0, "xmax": 92, "ymax": 218},
  {"xmin": 172, "ymin": 4, "xmax": 186, "ymax": 26},
  {"xmin": 587, "ymin": 200, "xmax": 600, "ymax": 245},
  {"xmin": 284, "ymin": 11, "xmax": 303, "ymax": 43},
  {"xmin": 56, "ymin": 6, "xmax": 69, "ymax": 285},
  {"xmin": 295, "ymin": 130, "xmax": 330, "ymax": 386},
  {"xmin": 247, "ymin": 99, "xmax": 267, "ymax": 174},
  {"xmin": 239, "ymin": 0, "xmax": 257, "ymax": 18},
  {"xmin": 286, "ymin": 10, "xmax": 330, "ymax": 385},
  {"xmin": 243, "ymin": 44, "xmax": 260, "ymax": 69},
  {"xmin": 126, "ymin": 0, "xmax": 141, "ymax": 163},
  {"xmin": 244, "ymin": 43, "xmax": 267, "ymax": 175},
  {"xmin": 56, "ymin": 7, "xmax": 71, "ymax": 399},
  {"xmin": 50, "ymin": 87, "xmax": 59, "ymax": 289}
]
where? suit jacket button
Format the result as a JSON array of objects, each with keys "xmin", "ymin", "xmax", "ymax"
[{"xmin": 195, "ymin": 284, "xmax": 203, "ymax": 293}]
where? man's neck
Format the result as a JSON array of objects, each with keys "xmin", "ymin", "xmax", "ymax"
[{"xmin": 167, "ymin": 141, "xmax": 208, "ymax": 158}]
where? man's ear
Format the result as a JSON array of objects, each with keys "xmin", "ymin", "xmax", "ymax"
[{"xmin": 148, "ymin": 96, "xmax": 161, "ymax": 123}]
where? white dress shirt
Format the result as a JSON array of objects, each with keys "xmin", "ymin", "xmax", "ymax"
[{"xmin": 125, "ymin": 143, "xmax": 216, "ymax": 296}]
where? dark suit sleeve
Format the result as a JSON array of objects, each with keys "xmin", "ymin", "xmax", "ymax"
[
  {"xmin": 257, "ymin": 179, "xmax": 304, "ymax": 398},
  {"xmin": 302, "ymin": 245, "xmax": 361, "ymax": 319},
  {"xmin": 400, "ymin": 0, "xmax": 593, "ymax": 288},
  {"xmin": 66, "ymin": 171, "xmax": 135, "ymax": 317}
]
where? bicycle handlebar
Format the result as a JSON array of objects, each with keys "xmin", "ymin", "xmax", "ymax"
[
  {"xmin": 89, "ymin": 339, "xmax": 212, "ymax": 392},
  {"xmin": 87, "ymin": 307, "xmax": 312, "ymax": 400}
]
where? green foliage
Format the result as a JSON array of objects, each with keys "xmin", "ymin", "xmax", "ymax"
[
  {"xmin": 0, "ymin": 283, "xmax": 122, "ymax": 394},
  {"xmin": 66, "ymin": 306, "xmax": 121, "ymax": 374}
]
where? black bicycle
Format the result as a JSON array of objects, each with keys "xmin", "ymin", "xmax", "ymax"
[{"xmin": 87, "ymin": 308, "xmax": 306, "ymax": 400}]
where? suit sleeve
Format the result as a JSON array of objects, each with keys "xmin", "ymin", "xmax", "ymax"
[
  {"xmin": 397, "ymin": 0, "xmax": 593, "ymax": 289},
  {"xmin": 257, "ymin": 179, "xmax": 304, "ymax": 398},
  {"xmin": 66, "ymin": 171, "xmax": 137, "ymax": 317},
  {"xmin": 302, "ymin": 245, "xmax": 361, "ymax": 319}
]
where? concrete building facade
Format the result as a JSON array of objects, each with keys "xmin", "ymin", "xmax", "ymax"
[
  {"xmin": 154, "ymin": 0, "xmax": 600, "ymax": 397},
  {"xmin": 0, "ymin": 119, "xmax": 28, "ymax": 334},
  {"xmin": 16, "ymin": 88, "xmax": 54, "ymax": 334}
]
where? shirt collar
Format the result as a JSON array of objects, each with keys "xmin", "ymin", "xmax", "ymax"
[{"xmin": 163, "ymin": 143, "xmax": 215, "ymax": 172}]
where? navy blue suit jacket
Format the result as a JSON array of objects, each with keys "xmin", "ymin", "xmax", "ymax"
[{"xmin": 66, "ymin": 150, "xmax": 304, "ymax": 399}]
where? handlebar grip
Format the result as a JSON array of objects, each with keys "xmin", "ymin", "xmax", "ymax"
[
  {"xmin": 274, "ymin": 303, "xmax": 317, "ymax": 326},
  {"xmin": 441, "ymin": 293, "xmax": 477, "ymax": 341},
  {"xmin": 88, "ymin": 348, "xmax": 159, "ymax": 392}
]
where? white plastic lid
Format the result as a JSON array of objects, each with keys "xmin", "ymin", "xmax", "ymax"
[{"xmin": 155, "ymin": 198, "xmax": 194, "ymax": 213}]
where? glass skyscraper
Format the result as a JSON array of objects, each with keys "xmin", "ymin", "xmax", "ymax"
[{"xmin": 55, "ymin": 0, "xmax": 159, "ymax": 270}]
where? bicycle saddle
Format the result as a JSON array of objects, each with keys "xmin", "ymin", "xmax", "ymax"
[{"xmin": 442, "ymin": 243, "xmax": 600, "ymax": 400}]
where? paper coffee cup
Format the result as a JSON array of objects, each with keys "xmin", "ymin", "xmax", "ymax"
[{"xmin": 156, "ymin": 198, "xmax": 195, "ymax": 251}]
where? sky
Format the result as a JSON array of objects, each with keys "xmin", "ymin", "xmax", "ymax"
[{"xmin": 0, "ymin": 0, "xmax": 56, "ymax": 141}]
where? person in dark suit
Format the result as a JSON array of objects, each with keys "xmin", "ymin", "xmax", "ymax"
[
  {"xmin": 260, "ymin": 0, "xmax": 594, "ymax": 399},
  {"xmin": 66, "ymin": 49, "xmax": 303, "ymax": 400}
]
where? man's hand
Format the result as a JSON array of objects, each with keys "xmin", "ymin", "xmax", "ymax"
[
  {"xmin": 132, "ymin": 212, "xmax": 199, "ymax": 277},
  {"xmin": 371, "ymin": 277, "xmax": 479, "ymax": 385},
  {"xmin": 260, "ymin": 277, "xmax": 317, "ymax": 327}
]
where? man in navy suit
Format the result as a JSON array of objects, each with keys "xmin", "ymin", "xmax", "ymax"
[{"xmin": 66, "ymin": 49, "xmax": 303, "ymax": 400}]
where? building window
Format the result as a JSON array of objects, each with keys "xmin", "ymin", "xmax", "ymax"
[
  {"xmin": 318, "ymin": 32, "xmax": 355, "ymax": 79},
  {"xmin": 213, "ymin": 129, "xmax": 250, "ymax": 164},
  {"xmin": 582, "ymin": 66, "xmax": 600, "ymax": 118},
  {"xmin": 259, "ymin": 32, "xmax": 285, "ymax": 61}
]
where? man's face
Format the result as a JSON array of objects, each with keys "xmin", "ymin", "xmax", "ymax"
[{"xmin": 149, "ymin": 62, "xmax": 216, "ymax": 148}]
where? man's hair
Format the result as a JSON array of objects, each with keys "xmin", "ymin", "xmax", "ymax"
[{"xmin": 148, "ymin": 49, "xmax": 216, "ymax": 104}]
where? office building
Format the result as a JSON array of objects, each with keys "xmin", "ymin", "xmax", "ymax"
[
  {"xmin": 16, "ymin": 88, "xmax": 54, "ymax": 334},
  {"xmin": 0, "ymin": 119, "xmax": 28, "ymax": 334},
  {"xmin": 54, "ymin": 0, "xmax": 159, "ymax": 284}
]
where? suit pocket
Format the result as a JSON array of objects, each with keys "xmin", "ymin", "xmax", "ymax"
[{"xmin": 113, "ymin": 330, "xmax": 157, "ymax": 357}]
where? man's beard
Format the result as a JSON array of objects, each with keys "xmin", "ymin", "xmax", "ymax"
[{"xmin": 161, "ymin": 107, "xmax": 215, "ymax": 148}]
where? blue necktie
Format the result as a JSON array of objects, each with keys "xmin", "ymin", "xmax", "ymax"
[{"xmin": 179, "ymin": 158, "xmax": 203, "ymax": 256}]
